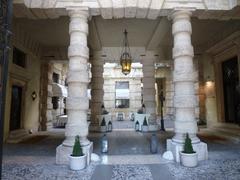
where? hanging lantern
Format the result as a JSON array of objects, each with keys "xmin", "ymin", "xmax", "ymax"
[{"xmin": 120, "ymin": 30, "xmax": 132, "ymax": 75}]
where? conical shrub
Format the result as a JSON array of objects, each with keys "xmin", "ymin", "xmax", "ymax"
[
  {"xmin": 143, "ymin": 117, "xmax": 148, "ymax": 126},
  {"xmin": 183, "ymin": 133, "xmax": 195, "ymax": 154},
  {"xmin": 72, "ymin": 135, "xmax": 83, "ymax": 156},
  {"xmin": 101, "ymin": 117, "xmax": 106, "ymax": 126}
]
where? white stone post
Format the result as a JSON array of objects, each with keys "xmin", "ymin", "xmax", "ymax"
[
  {"xmin": 90, "ymin": 53, "xmax": 104, "ymax": 130},
  {"xmin": 56, "ymin": 8, "xmax": 92, "ymax": 165},
  {"xmin": 167, "ymin": 10, "xmax": 208, "ymax": 162},
  {"xmin": 142, "ymin": 58, "xmax": 158, "ymax": 129}
]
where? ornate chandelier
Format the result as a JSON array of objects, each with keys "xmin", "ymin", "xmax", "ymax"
[{"xmin": 120, "ymin": 29, "xmax": 132, "ymax": 75}]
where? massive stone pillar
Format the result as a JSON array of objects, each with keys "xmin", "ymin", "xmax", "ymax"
[
  {"xmin": 165, "ymin": 66, "xmax": 174, "ymax": 121},
  {"xmin": 167, "ymin": 10, "xmax": 208, "ymax": 162},
  {"xmin": 142, "ymin": 57, "xmax": 158, "ymax": 129},
  {"xmin": 56, "ymin": 8, "xmax": 92, "ymax": 165},
  {"xmin": 47, "ymin": 63, "xmax": 54, "ymax": 130},
  {"xmin": 90, "ymin": 52, "xmax": 104, "ymax": 130}
]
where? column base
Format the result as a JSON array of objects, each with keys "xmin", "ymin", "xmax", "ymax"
[
  {"xmin": 46, "ymin": 121, "xmax": 53, "ymax": 131},
  {"xmin": 167, "ymin": 139, "xmax": 208, "ymax": 162},
  {"xmin": 56, "ymin": 142, "xmax": 93, "ymax": 165}
]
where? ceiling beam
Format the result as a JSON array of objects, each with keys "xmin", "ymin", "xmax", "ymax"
[
  {"xmin": 98, "ymin": 0, "xmax": 113, "ymax": 19},
  {"xmin": 112, "ymin": 0, "xmax": 124, "ymax": 18}
]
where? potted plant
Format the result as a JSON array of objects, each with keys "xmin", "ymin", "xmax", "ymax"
[
  {"xmin": 69, "ymin": 135, "xmax": 87, "ymax": 170},
  {"xmin": 135, "ymin": 121, "xmax": 140, "ymax": 131},
  {"xmin": 141, "ymin": 116, "xmax": 148, "ymax": 132},
  {"xmin": 180, "ymin": 133, "xmax": 198, "ymax": 167},
  {"xmin": 100, "ymin": 117, "xmax": 107, "ymax": 132},
  {"xmin": 101, "ymin": 104, "xmax": 109, "ymax": 115}
]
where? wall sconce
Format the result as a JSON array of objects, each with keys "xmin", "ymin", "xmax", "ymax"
[
  {"xmin": 205, "ymin": 76, "xmax": 214, "ymax": 87},
  {"xmin": 31, "ymin": 91, "xmax": 37, "ymax": 101}
]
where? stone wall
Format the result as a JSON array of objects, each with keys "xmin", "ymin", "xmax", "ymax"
[
  {"xmin": 103, "ymin": 63, "xmax": 142, "ymax": 119},
  {"xmin": 4, "ymin": 42, "xmax": 41, "ymax": 140}
]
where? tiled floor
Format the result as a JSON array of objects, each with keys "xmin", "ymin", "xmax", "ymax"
[{"xmin": 2, "ymin": 123, "xmax": 240, "ymax": 180}]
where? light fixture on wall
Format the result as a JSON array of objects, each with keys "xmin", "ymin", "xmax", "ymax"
[
  {"xmin": 205, "ymin": 75, "xmax": 214, "ymax": 87},
  {"xmin": 120, "ymin": 29, "xmax": 132, "ymax": 75},
  {"xmin": 31, "ymin": 91, "xmax": 37, "ymax": 101}
]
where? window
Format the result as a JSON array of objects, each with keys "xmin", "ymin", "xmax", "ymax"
[
  {"xmin": 115, "ymin": 81, "xmax": 130, "ymax": 108},
  {"xmin": 13, "ymin": 47, "xmax": 26, "ymax": 68},
  {"xmin": 53, "ymin": 73, "xmax": 59, "ymax": 83},
  {"xmin": 52, "ymin": 97, "xmax": 59, "ymax": 110},
  {"xmin": 116, "ymin": 81, "xmax": 129, "ymax": 89},
  {"xmin": 115, "ymin": 99, "xmax": 129, "ymax": 108}
]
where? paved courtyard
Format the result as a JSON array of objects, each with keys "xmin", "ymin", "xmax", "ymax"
[{"xmin": 2, "ymin": 126, "xmax": 240, "ymax": 180}]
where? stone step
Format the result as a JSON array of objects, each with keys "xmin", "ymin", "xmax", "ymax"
[
  {"xmin": 7, "ymin": 129, "xmax": 30, "ymax": 143},
  {"xmin": 211, "ymin": 127, "xmax": 240, "ymax": 136},
  {"xmin": 213, "ymin": 123, "xmax": 240, "ymax": 130},
  {"xmin": 201, "ymin": 128, "xmax": 240, "ymax": 143}
]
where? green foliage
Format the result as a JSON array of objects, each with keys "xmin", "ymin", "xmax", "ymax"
[
  {"xmin": 143, "ymin": 117, "xmax": 148, "ymax": 126},
  {"xmin": 101, "ymin": 117, "xmax": 106, "ymax": 126},
  {"xmin": 183, "ymin": 133, "xmax": 195, "ymax": 154},
  {"xmin": 72, "ymin": 135, "xmax": 83, "ymax": 157}
]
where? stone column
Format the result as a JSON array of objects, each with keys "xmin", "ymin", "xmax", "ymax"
[
  {"xmin": 167, "ymin": 10, "xmax": 208, "ymax": 162},
  {"xmin": 142, "ymin": 57, "xmax": 158, "ymax": 129},
  {"xmin": 90, "ymin": 53, "xmax": 104, "ymax": 130},
  {"xmin": 47, "ymin": 63, "xmax": 54, "ymax": 130},
  {"xmin": 56, "ymin": 8, "xmax": 92, "ymax": 165},
  {"xmin": 165, "ymin": 67, "xmax": 174, "ymax": 121}
]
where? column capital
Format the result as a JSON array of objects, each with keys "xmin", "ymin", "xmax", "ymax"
[
  {"xmin": 67, "ymin": 7, "xmax": 89, "ymax": 19},
  {"xmin": 170, "ymin": 9, "xmax": 193, "ymax": 21}
]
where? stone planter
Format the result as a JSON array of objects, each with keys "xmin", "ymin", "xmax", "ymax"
[
  {"xmin": 180, "ymin": 152, "xmax": 198, "ymax": 167},
  {"xmin": 100, "ymin": 126, "xmax": 107, "ymax": 132},
  {"xmin": 148, "ymin": 124, "xmax": 159, "ymax": 131},
  {"xmin": 69, "ymin": 154, "xmax": 87, "ymax": 170},
  {"xmin": 141, "ymin": 125, "xmax": 148, "ymax": 132}
]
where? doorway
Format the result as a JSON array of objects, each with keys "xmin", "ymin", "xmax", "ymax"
[
  {"xmin": 10, "ymin": 85, "xmax": 23, "ymax": 131},
  {"xmin": 156, "ymin": 78, "xmax": 166, "ymax": 116},
  {"xmin": 222, "ymin": 57, "xmax": 240, "ymax": 124}
]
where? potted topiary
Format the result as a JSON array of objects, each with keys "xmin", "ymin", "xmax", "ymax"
[
  {"xmin": 180, "ymin": 133, "xmax": 198, "ymax": 167},
  {"xmin": 141, "ymin": 116, "xmax": 148, "ymax": 132},
  {"xmin": 100, "ymin": 117, "xmax": 107, "ymax": 132},
  {"xmin": 69, "ymin": 135, "xmax": 87, "ymax": 170},
  {"xmin": 135, "ymin": 121, "xmax": 140, "ymax": 131}
]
